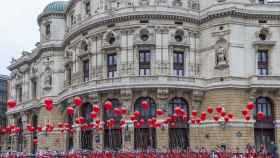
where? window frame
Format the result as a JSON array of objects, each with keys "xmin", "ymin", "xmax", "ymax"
[
  {"xmin": 173, "ymin": 51, "xmax": 185, "ymax": 76},
  {"xmin": 107, "ymin": 53, "xmax": 117, "ymax": 79},
  {"xmin": 83, "ymin": 59, "xmax": 90, "ymax": 82},
  {"xmin": 257, "ymin": 49, "xmax": 269, "ymax": 76},
  {"xmin": 139, "ymin": 50, "xmax": 151, "ymax": 76}
]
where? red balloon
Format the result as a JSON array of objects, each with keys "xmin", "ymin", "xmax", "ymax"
[
  {"xmin": 95, "ymin": 119, "xmax": 101, "ymax": 125},
  {"xmin": 130, "ymin": 114, "xmax": 137, "ymax": 121},
  {"xmin": 75, "ymin": 117, "xmax": 85, "ymax": 124},
  {"xmin": 28, "ymin": 126, "xmax": 35, "ymax": 132},
  {"xmin": 58, "ymin": 123, "xmax": 64, "ymax": 128},
  {"xmin": 120, "ymin": 119, "xmax": 126, "ymax": 126},
  {"xmin": 191, "ymin": 119, "xmax": 196, "ymax": 125},
  {"xmin": 113, "ymin": 108, "xmax": 122, "ymax": 116},
  {"xmin": 242, "ymin": 108, "xmax": 249, "ymax": 116},
  {"xmin": 104, "ymin": 101, "xmax": 113, "ymax": 111},
  {"xmin": 170, "ymin": 122, "xmax": 176, "ymax": 128},
  {"xmin": 90, "ymin": 111, "xmax": 97, "ymax": 119},
  {"xmin": 192, "ymin": 110, "xmax": 198, "ymax": 117},
  {"xmin": 134, "ymin": 111, "xmax": 140, "ymax": 118},
  {"xmin": 247, "ymin": 101, "xmax": 255, "ymax": 110},
  {"xmin": 228, "ymin": 113, "xmax": 234, "ymax": 119},
  {"xmin": 92, "ymin": 104, "xmax": 100, "ymax": 113},
  {"xmin": 140, "ymin": 118, "xmax": 145, "ymax": 125},
  {"xmin": 213, "ymin": 115, "xmax": 220, "ymax": 122},
  {"xmin": 196, "ymin": 119, "xmax": 201, "ymax": 125},
  {"xmin": 73, "ymin": 96, "xmax": 82, "ymax": 106},
  {"xmin": 256, "ymin": 111, "xmax": 265, "ymax": 120},
  {"xmin": 156, "ymin": 108, "xmax": 164, "ymax": 116},
  {"xmin": 26, "ymin": 123, "xmax": 32, "ymax": 129},
  {"xmin": 7, "ymin": 99, "xmax": 16, "ymax": 109},
  {"xmin": 245, "ymin": 115, "xmax": 250, "ymax": 121},
  {"xmin": 44, "ymin": 97, "xmax": 53, "ymax": 107},
  {"xmin": 221, "ymin": 110, "xmax": 227, "ymax": 117},
  {"xmin": 174, "ymin": 107, "xmax": 182, "ymax": 115},
  {"xmin": 207, "ymin": 106, "xmax": 213, "ymax": 114},
  {"xmin": 120, "ymin": 107, "xmax": 128, "ymax": 114},
  {"xmin": 14, "ymin": 127, "xmax": 21, "ymax": 133},
  {"xmin": 37, "ymin": 127, "xmax": 43, "ymax": 132},
  {"xmin": 147, "ymin": 118, "xmax": 154, "ymax": 125},
  {"xmin": 33, "ymin": 138, "xmax": 38, "ymax": 145},
  {"xmin": 224, "ymin": 115, "xmax": 229, "ymax": 123},
  {"xmin": 216, "ymin": 105, "xmax": 223, "ymax": 113},
  {"xmin": 134, "ymin": 122, "xmax": 141, "ymax": 128},
  {"xmin": 66, "ymin": 106, "xmax": 74, "ymax": 116},
  {"xmin": 141, "ymin": 101, "xmax": 150, "ymax": 110},
  {"xmin": 200, "ymin": 112, "xmax": 207, "ymax": 121},
  {"xmin": 44, "ymin": 103, "xmax": 53, "ymax": 111}
]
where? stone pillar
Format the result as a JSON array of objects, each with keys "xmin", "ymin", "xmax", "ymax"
[
  {"xmin": 120, "ymin": 89, "xmax": 133, "ymax": 150},
  {"xmin": 156, "ymin": 88, "xmax": 169, "ymax": 150}
]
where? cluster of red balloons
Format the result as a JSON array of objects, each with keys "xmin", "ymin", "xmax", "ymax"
[
  {"xmin": 242, "ymin": 101, "xmax": 265, "ymax": 121},
  {"xmin": 206, "ymin": 105, "xmax": 234, "ymax": 123}
]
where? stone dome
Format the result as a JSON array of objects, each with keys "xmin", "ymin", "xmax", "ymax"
[{"xmin": 43, "ymin": 1, "xmax": 68, "ymax": 13}]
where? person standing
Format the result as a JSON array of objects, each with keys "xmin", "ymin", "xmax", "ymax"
[{"xmin": 268, "ymin": 141, "xmax": 278, "ymax": 158}]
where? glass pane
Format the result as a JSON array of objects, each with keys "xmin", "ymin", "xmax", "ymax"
[
  {"xmin": 145, "ymin": 52, "xmax": 150, "ymax": 62},
  {"xmin": 140, "ymin": 52, "xmax": 145, "ymax": 62}
]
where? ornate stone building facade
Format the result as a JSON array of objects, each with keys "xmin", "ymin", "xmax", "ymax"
[{"xmin": 6, "ymin": 0, "xmax": 280, "ymax": 153}]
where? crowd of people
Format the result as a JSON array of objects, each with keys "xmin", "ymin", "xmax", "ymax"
[{"xmin": 0, "ymin": 142, "xmax": 277, "ymax": 158}]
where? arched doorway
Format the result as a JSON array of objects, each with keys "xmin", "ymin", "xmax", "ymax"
[
  {"xmin": 134, "ymin": 97, "xmax": 157, "ymax": 150},
  {"xmin": 103, "ymin": 98, "xmax": 123, "ymax": 150},
  {"xmin": 81, "ymin": 102, "xmax": 93, "ymax": 150},
  {"xmin": 168, "ymin": 97, "xmax": 189, "ymax": 149},
  {"xmin": 254, "ymin": 97, "xmax": 275, "ymax": 151},
  {"xmin": 31, "ymin": 115, "xmax": 38, "ymax": 154}
]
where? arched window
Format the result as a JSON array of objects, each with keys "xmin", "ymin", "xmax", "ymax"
[
  {"xmin": 81, "ymin": 103, "xmax": 93, "ymax": 150},
  {"xmin": 31, "ymin": 115, "xmax": 38, "ymax": 154},
  {"xmin": 254, "ymin": 97, "xmax": 275, "ymax": 151},
  {"xmin": 134, "ymin": 97, "xmax": 157, "ymax": 150},
  {"xmin": 168, "ymin": 97, "xmax": 189, "ymax": 150},
  {"xmin": 103, "ymin": 99, "xmax": 122, "ymax": 150},
  {"xmin": 16, "ymin": 118, "xmax": 23, "ymax": 152}
]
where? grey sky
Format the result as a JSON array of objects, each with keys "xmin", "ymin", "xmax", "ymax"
[{"xmin": 0, "ymin": 0, "xmax": 57, "ymax": 75}]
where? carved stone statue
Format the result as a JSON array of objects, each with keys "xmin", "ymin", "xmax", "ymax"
[
  {"xmin": 216, "ymin": 45, "xmax": 227, "ymax": 66},
  {"xmin": 65, "ymin": 46, "xmax": 74, "ymax": 58},
  {"xmin": 44, "ymin": 68, "xmax": 52, "ymax": 88}
]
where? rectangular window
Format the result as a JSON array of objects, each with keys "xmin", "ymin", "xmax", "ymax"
[
  {"xmin": 31, "ymin": 80, "xmax": 37, "ymax": 99},
  {"xmin": 46, "ymin": 24, "xmax": 50, "ymax": 36},
  {"xmin": 173, "ymin": 51, "xmax": 184, "ymax": 76},
  {"xmin": 83, "ymin": 59, "xmax": 90, "ymax": 82},
  {"xmin": 257, "ymin": 50, "xmax": 269, "ymax": 75},
  {"xmin": 139, "ymin": 50, "xmax": 151, "ymax": 76},
  {"xmin": 16, "ymin": 85, "xmax": 22, "ymax": 103},
  {"xmin": 85, "ymin": 2, "xmax": 91, "ymax": 15},
  {"xmin": 259, "ymin": 0, "xmax": 265, "ymax": 4},
  {"xmin": 67, "ymin": 67, "xmax": 72, "ymax": 85},
  {"xmin": 107, "ymin": 53, "xmax": 117, "ymax": 78}
]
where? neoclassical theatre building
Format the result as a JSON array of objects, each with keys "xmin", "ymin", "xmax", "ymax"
[{"xmin": 6, "ymin": 0, "xmax": 280, "ymax": 153}]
